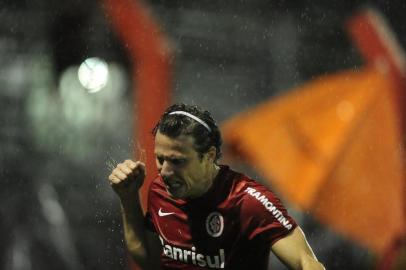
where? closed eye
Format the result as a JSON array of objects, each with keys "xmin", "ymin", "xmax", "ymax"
[
  {"xmin": 157, "ymin": 156, "xmax": 164, "ymax": 165},
  {"xmin": 156, "ymin": 156, "xmax": 187, "ymax": 167},
  {"xmin": 169, "ymin": 158, "xmax": 186, "ymax": 166}
]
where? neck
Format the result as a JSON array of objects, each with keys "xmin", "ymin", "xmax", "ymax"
[
  {"xmin": 203, "ymin": 164, "xmax": 220, "ymax": 192},
  {"xmin": 209, "ymin": 163, "xmax": 220, "ymax": 179},
  {"xmin": 190, "ymin": 164, "xmax": 220, "ymax": 199}
]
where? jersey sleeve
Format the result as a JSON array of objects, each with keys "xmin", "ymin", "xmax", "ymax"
[{"xmin": 240, "ymin": 185, "xmax": 297, "ymax": 245}]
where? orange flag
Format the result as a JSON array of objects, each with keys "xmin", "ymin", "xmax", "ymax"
[{"xmin": 222, "ymin": 67, "xmax": 405, "ymax": 254}]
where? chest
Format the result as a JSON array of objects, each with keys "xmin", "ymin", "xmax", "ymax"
[{"xmin": 151, "ymin": 201, "xmax": 242, "ymax": 252}]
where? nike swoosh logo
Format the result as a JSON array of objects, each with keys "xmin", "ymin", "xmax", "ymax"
[{"xmin": 158, "ymin": 208, "xmax": 175, "ymax": 217}]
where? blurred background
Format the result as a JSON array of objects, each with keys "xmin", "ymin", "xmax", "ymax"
[{"xmin": 1, "ymin": 0, "xmax": 406, "ymax": 269}]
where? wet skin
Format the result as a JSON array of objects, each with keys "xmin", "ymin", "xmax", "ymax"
[{"xmin": 154, "ymin": 131, "xmax": 219, "ymax": 200}]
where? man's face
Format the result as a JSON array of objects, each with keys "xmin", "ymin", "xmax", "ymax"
[{"xmin": 154, "ymin": 131, "xmax": 215, "ymax": 199}]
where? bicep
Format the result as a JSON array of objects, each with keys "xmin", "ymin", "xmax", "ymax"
[
  {"xmin": 128, "ymin": 231, "xmax": 161, "ymax": 270},
  {"xmin": 271, "ymin": 227, "xmax": 325, "ymax": 270}
]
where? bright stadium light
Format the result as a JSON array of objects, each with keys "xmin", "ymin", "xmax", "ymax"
[{"xmin": 78, "ymin": 57, "xmax": 109, "ymax": 93}]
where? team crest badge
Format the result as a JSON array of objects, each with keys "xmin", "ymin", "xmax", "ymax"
[{"xmin": 205, "ymin": 212, "xmax": 224, "ymax": 237}]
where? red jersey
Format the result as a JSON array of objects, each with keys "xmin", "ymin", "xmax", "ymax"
[{"xmin": 145, "ymin": 165, "xmax": 297, "ymax": 269}]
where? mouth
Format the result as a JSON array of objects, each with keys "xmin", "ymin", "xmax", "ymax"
[
  {"xmin": 168, "ymin": 182, "xmax": 182, "ymax": 188},
  {"xmin": 163, "ymin": 177, "xmax": 185, "ymax": 196}
]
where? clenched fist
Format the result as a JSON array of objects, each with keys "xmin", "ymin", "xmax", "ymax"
[{"xmin": 108, "ymin": 160, "xmax": 146, "ymax": 199}]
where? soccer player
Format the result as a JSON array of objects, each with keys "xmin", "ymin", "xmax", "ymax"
[{"xmin": 108, "ymin": 104, "xmax": 325, "ymax": 270}]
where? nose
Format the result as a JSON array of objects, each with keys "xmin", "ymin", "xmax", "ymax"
[{"xmin": 159, "ymin": 160, "xmax": 174, "ymax": 178}]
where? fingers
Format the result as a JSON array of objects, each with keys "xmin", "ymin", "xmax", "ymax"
[
  {"xmin": 124, "ymin": 159, "xmax": 145, "ymax": 173},
  {"xmin": 108, "ymin": 159, "xmax": 146, "ymax": 186},
  {"xmin": 118, "ymin": 163, "xmax": 132, "ymax": 175},
  {"xmin": 108, "ymin": 174, "xmax": 121, "ymax": 184}
]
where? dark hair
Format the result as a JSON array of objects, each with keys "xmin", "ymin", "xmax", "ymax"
[{"xmin": 152, "ymin": 103, "xmax": 222, "ymax": 162}]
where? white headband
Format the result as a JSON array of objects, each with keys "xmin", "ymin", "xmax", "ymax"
[{"xmin": 169, "ymin": 111, "xmax": 212, "ymax": 132}]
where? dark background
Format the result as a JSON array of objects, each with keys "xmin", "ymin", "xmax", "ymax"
[{"xmin": 1, "ymin": 0, "xmax": 405, "ymax": 269}]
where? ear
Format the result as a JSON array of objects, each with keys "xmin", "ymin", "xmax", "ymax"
[{"xmin": 206, "ymin": 146, "xmax": 217, "ymax": 162}]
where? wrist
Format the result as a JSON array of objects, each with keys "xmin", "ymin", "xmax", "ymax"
[{"xmin": 120, "ymin": 193, "xmax": 141, "ymax": 209}]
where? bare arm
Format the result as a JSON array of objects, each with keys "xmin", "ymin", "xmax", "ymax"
[
  {"xmin": 109, "ymin": 160, "xmax": 161, "ymax": 270},
  {"xmin": 271, "ymin": 227, "xmax": 325, "ymax": 270}
]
